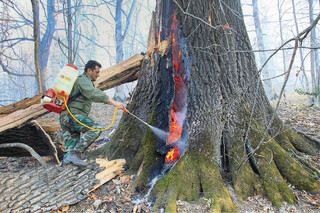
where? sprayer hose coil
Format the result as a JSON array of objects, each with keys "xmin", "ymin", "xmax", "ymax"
[{"xmin": 63, "ymin": 96, "xmax": 117, "ymax": 131}]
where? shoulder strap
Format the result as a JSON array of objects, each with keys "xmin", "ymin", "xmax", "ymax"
[{"xmin": 67, "ymin": 91, "xmax": 81, "ymax": 104}]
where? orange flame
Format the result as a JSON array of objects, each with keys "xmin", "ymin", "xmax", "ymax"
[
  {"xmin": 168, "ymin": 108, "xmax": 183, "ymax": 144},
  {"xmin": 165, "ymin": 11, "xmax": 185, "ymax": 162},
  {"xmin": 165, "ymin": 146, "xmax": 180, "ymax": 162}
]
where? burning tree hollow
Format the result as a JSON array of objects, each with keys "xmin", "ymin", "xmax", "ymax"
[{"xmin": 104, "ymin": 0, "xmax": 320, "ymax": 212}]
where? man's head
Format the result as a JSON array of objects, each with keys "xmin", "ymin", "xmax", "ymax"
[{"xmin": 85, "ymin": 60, "xmax": 102, "ymax": 81}]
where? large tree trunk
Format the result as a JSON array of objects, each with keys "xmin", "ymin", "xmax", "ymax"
[{"xmin": 104, "ymin": 0, "xmax": 320, "ymax": 211}]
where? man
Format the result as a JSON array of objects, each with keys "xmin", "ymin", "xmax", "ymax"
[{"xmin": 59, "ymin": 60, "xmax": 125, "ymax": 167}]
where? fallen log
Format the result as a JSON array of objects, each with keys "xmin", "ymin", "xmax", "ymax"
[
  {"xmin": 0, "ymin": 158, "xmax": 126, "ymax": 212},
  {"xmin": 95, "ymin": 54, "xmax": 144, "ymax": 90},
  {"xmin": 0, "ymin": 120, "xmax": 59, "ymax": 163}
]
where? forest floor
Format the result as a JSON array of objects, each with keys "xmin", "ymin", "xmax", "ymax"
[{"xmin": 1, "ymin": 92, "xmax": 320, "ymax": 212}]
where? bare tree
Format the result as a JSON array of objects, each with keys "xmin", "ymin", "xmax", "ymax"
[
  {"xmin": 308, "ymin": 0, "xmax": 320, "ymax": 106},
  {"xmin": 252, "ymin": 0, "xmax": 276, "ymax": 100},
  {"xmin": 291, "ymin": 0, "xmax": 310, "ymax": 92},
  {"xmin": 0, "ymin": 0, "xmax": 56, "ymax": 97},
  {"xmin": 277, "ymin": 0, "xmax": 288, "ymax": 102},
  {"xmin": 31, "ymin": 0, "xmax": 42, "ymax": 93},
  {"xmin": 112, "ymin": 0, "xmax": 137, "ymax": 102}
]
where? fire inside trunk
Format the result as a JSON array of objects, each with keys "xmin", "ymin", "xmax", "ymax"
[{"xmin": 162, "ymin": 10, "xmax": 188, "ymax": 162}]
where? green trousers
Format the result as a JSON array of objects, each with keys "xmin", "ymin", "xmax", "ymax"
[{"xmin": 59, "ymin": 114, "xmax": 102, "ymax": 158}]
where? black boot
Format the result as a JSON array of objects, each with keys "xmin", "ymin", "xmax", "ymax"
[{"xmin": 64, "ymin": 150, "xmax": 87, "ymax": 167}]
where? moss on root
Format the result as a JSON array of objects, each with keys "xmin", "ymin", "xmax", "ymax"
[
  {"xmin": 103, "ymin": 109, "xmax": 145, "ymax": 165},
  {"xmin": 129, "ymin": 105, "xmax": 165, "ymax": 191},
  {"xmin": 131, "ymin": 126, "xmax": 161, "ymax": 190},
  {"xmin": 152, "ymin": 134, "xmax": 236, "ymax": 212},
  {"xmin": 229, "ymin": 135, "xmax": 263, "ymax": 202},
  {"xmin": 268, "ymin": 140, "xmax": 320, "ymax": 194},
  {"xmin": 247, "ymin": 120, "xmax": 320, "ymax": 206},
  {"xmin": 285, "ymin": 127, "xmax": 318, "ymax": 155},
  {"xmin": 152, "ymin": 153, "xmax": 201, "ymax": 212},
  {"xmin": 272, "ymin": 115, "xmax": 317, "ymax": 155}
]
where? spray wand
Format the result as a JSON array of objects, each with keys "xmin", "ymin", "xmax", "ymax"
[
  {"xmin": 122, "ymin": 108, "xmax": 168, "ymax": 143},
  {"xmin": 122, "ymin": 108, "xmax": 149, "ymax": 127}
]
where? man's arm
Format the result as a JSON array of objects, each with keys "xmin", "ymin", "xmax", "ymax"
[{"xmin": 107, "ymin": 98, "xmax": 125, "ymax": 109}]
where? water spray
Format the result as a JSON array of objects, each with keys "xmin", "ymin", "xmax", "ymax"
[{"xmin": 122, "ymin": 108, "xmax": 168, "ymax": 141}]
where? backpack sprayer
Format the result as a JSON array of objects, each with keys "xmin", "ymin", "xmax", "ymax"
[{"xmin": 41, "ymin": 64, "xmax": 79, "ymax": 113}]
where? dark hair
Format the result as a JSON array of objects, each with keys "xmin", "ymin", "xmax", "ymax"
[{"xmin": 84, "ymin": 60, "xmax": 102, "ymax": 72}]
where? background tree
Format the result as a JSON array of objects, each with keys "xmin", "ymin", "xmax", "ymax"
[
  {"xmin": 291, "ymin": 0, "xmax": 309, "ymax": 92},
  {"xmin": 277, "ymin": 0, "xmax": 288, "ymax": 102},
  {"xmin": 252, "ymin": 0, "xmax": 275, "ymax": 100},
  {"xmin": 0, "ymin": 0, "xmax": 56, "ymax": 96},
  {"xmin": 31, "ymin": 0, "xmax": 42, "ymax": 93},
  {"xmin": 104, "ymin": 0, "xmax": 320, "ymax": 211},
  {"xmin": 308, "ymin": 0, "xmax": 320, "ymax": 106},
  {"xmin": 112, "ymin": 0, "xmax": 137, "ymax": 102}
]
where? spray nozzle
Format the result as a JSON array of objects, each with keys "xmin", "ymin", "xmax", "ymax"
[{"xmin": 122, "ymin": 107, "xmax": 130, "ymax": 114}]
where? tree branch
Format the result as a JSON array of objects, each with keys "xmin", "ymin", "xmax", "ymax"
[
  {"xmin": 0, "ymin": 61, "xmax": 35, "ymax": 77},
  {"xmin": 0, "ymin": 143, "xmax": 47, "ymax": 166}
]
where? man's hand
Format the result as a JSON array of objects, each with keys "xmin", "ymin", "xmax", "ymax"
[{"xmin": 107, "ymin": 98, "xmax": 125, "ymax": 109}]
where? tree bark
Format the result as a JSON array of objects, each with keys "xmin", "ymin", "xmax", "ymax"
[{"xmin": 104, "ymin": 0, "xmax": 320, "ymax": 211}]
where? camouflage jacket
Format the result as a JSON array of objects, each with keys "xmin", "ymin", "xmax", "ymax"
[{"xmin": 60, "ymin": 72, "xmax": 109, "ymax": 117}]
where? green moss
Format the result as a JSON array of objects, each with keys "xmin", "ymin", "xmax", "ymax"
[
  {"xmin": 267, "ymin": 140, "xmax": 320, "ymax": 194},
  {"xmin": 256, "ymin": 147, "xmax": 294, "ymax": 206},
  {"xmin": 103, "ymin": 113, "xmax": 144, "ymax": 165},
  {"xmin": 152, "ymin": 133, "xmax": 236, "ymax": 212},
  {"xmin": 285, "ymin": 127, "xmax": 317, "ymax": 155},
  {"xmin": 132, "ymin": 105, "xmax": 163, "ymax": 190},
  {"xmin": 127, "ymin": 143, "xmax": 144, "ymax": 175},
  {"xmin": 152, "ymin": 152, "xmax": 201, "ymax": 212},
  {"xmin": 229, "ymin": 135, "xmax": 263, "ymax": 201},
  {"xmin": 132, "ymin": 126, "xmax": 159, "ymax": 190},
  {"xmin": 247, "ymin": 123, "xmax": 294, "ymax": 206},
  {"xmin": 197, "ymin": 154, "xmax": 237, "ymax": 212},
  {"xmin": 236, "ymin": 105, "xmax": 320, "ymax": 206}
]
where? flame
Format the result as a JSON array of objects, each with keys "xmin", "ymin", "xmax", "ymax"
[
  {"xmin": 165, "ymin": 146, "xmax": 180, "ymax": 162},
  {"xmin": 165, "ymin": 11, "xmax": 186, "ymax": 162},
  {"xmin": 168, "ymin": 108, "xmax": 183, "ymax": 144}
]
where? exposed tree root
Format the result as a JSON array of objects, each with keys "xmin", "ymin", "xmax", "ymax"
[
  {"xmin": 231, "ymin": 116, "xmax": 320, "ymax": 207},
  {"xmin": 152, "ymin": 149, "xmax": 236, "ymax": 212}
]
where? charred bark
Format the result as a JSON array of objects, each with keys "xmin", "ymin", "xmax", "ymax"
[{"xmin": 105, "ymin": 0, "xmax": 320, "ymax": 211}]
